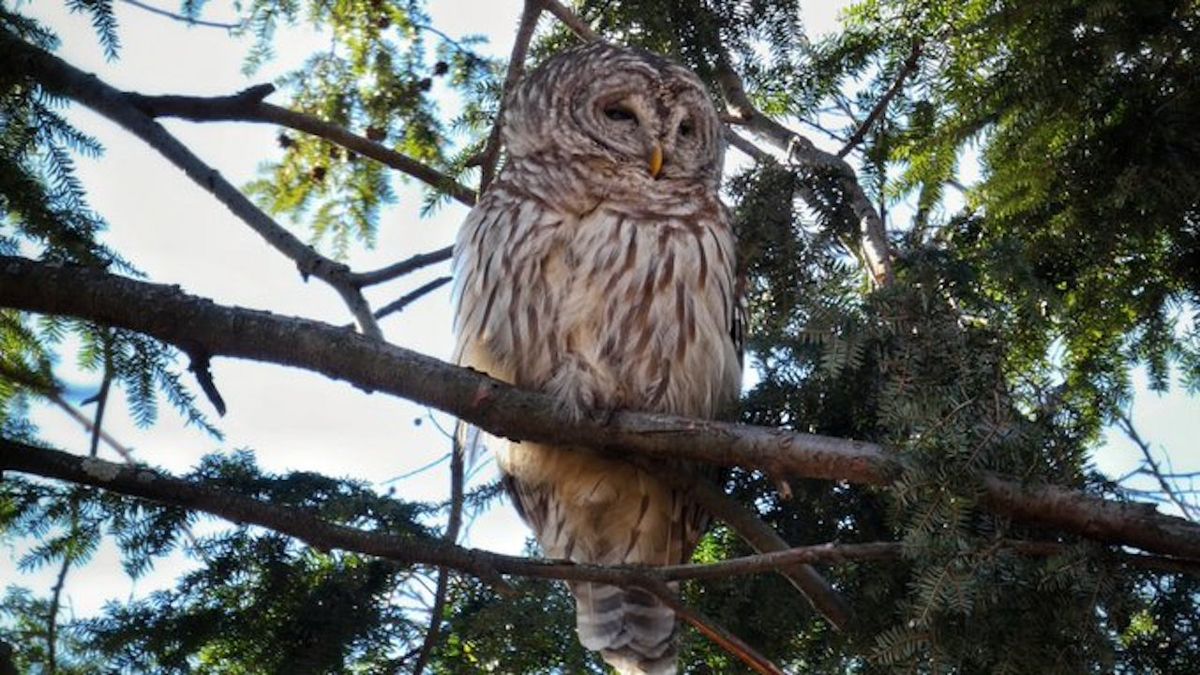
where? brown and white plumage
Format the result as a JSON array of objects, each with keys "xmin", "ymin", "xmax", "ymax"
[{"xmin": 453, "ymin": 42, "xmax": 741, "ymax": 674}]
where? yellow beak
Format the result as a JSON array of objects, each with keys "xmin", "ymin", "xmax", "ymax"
[{"xmin": 648, "ymin": 143, "xmax": 663, "ymax": 178}]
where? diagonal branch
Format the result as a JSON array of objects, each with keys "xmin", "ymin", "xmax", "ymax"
[
  {"xmin": 127, "ymin": 87, "xmax": 476, "ymax": 208},
  {"xmin": 711, "ymin": 45, "xmax": 895, "ymax": 288},
  {"xmin": 1, "ymin": 32, "xmax": 382, "ymax": 339},
  {"xmin": 473, "ymin": 0, "xmax": 544, "ymax": 192},
  {"xmin": 837, "ymin": 41, "xmax": 923, "ymax": 158},
  {"xmin": 349, "ymin": 246, "xmax": 453, "ymax": 287},
  {"xmin": 541, "ymin": 0, "xmax": 600, "ymax": 41},
  {"xmin": 1117, "ymin": 412, "xmax": 1196, "ymax": 522},
  {"xmin": 4, "ymin": 256, "xmax": 1200, "ymax": 560}
]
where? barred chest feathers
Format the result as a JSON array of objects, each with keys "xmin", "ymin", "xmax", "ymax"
[{"xmin": 453, "ymin": 179, "xmax": 741, "ymax": 425}]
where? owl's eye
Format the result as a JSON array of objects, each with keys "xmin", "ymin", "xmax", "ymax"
[
  {"xmin": 603, "ymin": 106, "xmax": 637, "ymax": 124},
  {"xmin": 678, "ymin": 120, "xmax": 695, "ymax": 137}
]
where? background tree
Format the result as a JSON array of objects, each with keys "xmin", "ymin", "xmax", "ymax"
[{"xmin": 2, "ymin": 0, "xmax": 1199, "ymax": 673}]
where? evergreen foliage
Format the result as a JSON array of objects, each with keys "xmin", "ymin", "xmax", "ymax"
[{"xmin": 1, "ymin": 1, "xmax": 1198, "ymax": 673}]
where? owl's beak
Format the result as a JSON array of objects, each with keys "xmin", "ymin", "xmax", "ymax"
[{"xmin": 648, "ymin": 143, "xmax": 664, "ymax": 178}]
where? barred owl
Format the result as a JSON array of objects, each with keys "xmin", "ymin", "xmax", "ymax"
[{"xmin": 453, "ymin": 42, "xmax": 741, "ymax": 675}]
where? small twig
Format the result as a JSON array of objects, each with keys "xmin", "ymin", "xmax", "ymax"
[
  {"xmin": 1117, "ymin": 412, "xmax": 1196, "ymax": 521},
  {"xmin": 837, "ymin": 42, "xmax": 923, "ymax": 158},
  {"xmin": 45, "ymin": 551, "xmax": 71, "ymax": 675},
  {"xmin": 50, "ymin": 393, "xmax": 136, "ymax": 462},
  {"xmin": 474, "ymin": 0, "xmax": 544, "ymax": 192},
  {"xmin": 186, "ymin": 351, "xmax": 227, "ymax": 416},
  {"xmin": 118, "ymin": 0, "xmax": 242, "ymax": 30},
  {"xmin": 410, "ymin": 434, "xmax": 466, "ymax": 674},
  {"xmin": 350, "ymin": 246, "xmax": 452, "ymax": 287},
  {"xmin": 86, "ymin": 346, "xmax": 115, "ymax": 458}
]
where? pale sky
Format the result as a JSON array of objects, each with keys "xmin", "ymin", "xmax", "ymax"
[{"xmin": 4, "ymin": 0, "xmax": 1195, "ymax": 628}]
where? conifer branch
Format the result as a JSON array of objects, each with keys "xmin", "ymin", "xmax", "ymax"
[
  {"xmin": 1, "ymin": 32, "xmax": 384, "ymax": 339},
  {"xmin": 4, "ymin": 256, "xmax": 1200, "ymax": 560},
  {"xmin": 0, "ymin": 438, "xmax": 781, "ymax": 674}
]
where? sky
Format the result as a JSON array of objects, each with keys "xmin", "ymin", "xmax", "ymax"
[{"xmin": 4, "ymin": 0, "xmax": 1196, "ymax": 627}]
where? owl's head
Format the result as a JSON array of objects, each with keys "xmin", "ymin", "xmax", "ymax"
[{"xmin": 502, "ymin": 42, "xmax": 724, "ymax": 196}]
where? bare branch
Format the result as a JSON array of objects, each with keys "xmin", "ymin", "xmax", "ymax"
[
  {"xmin": 473, "ymin": 0, "xmax": 544, "ymax": 192},
  {"xmin": 711, "ymin": 45, "xmax": 895, "ymax": 287},
  {"xmin": 542, "ymin": 0, "xmax": 601, "ymax": 41},
  {"xmin": 350, "ymin": 246, "xmax": 453, "ymax": 287},
  {"xmin": 5, "ymin": 257, "xmax": 1200, "ymax": 560},
  {"xmin": 1117, "ymin": 412, "xmax": 1196, "ymax": 521},
  {"xmin": 670, "ymin": 597, "xmax": 785, "ymax": 675},
  {"xmin": 119, "ymin": 0, "xmax": 242, "ymax": 30},
  {"xmin": 689, "ymin": 479, "xmax": 853, "ymax": 631},
  {"xmin": 2, "ymin": 33, "xmax": 383, "ymax": 339},
  {"xmin": 129, "ymin": 88, "xmax": 476, "ymax": 208},
  {"xmin": 837, "ymin": 42, "xmax": 923, "ymax": 158},
  {"xmin": 410, "ymin": 440, "xmax": 465, "ymax": 674}
]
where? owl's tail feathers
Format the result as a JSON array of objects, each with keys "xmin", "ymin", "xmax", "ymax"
[{"xmin": 573, "ymin": 582, "xmax": 678, "ymax": 675}]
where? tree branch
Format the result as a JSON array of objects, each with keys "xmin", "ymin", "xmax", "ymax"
[
  {"xmin": 4, "ymin": 256, "xmax": 1200, "ymax": 560},
  {"xmin": 1, "ymin": 33, "xmax": 383, "ymax": 339},
  {"xmin": 541, "ymin": 0, "xmax": 600, "ymax": 41},
  {"xmin": 711, "ymin": 45, "xmax": 895, "ymax": 287},
  {"xmin": 118, "ymin": 0, "xmax": 243, "ymax": 30},
  {"xmin": 837, "ymin": 42, "xmax": 923, "ymax": 158},
  {"xmin": 127, "ymin": 87, "xmax": 476, "ymax": 208},
  {"xmin": 688, "ymin": 479, "xmax": 853, "ymax": 631},
  {"xmin": 1116, "ymin": 412, "xmax": 1196, "ymax": 521},
  {"xmin": 349, "ymin": 246, "xmax": 453, "ymax": 288},
  {"xmin": 410, "ymin": 440, "xmax": 464, "ymax": 675},
  {"xmin": 0, "ymin": 438, "xmax": 786, "ymax": 674},
  {"xmin": 473, "ymin": 0, "xmax": 544, "ymax": 192},
  {"xmin": 374, "ymin": 277, "xmax": 452, "ymax": 323}
]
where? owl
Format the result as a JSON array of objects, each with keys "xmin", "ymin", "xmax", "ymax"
[{"xmin": 453, "ymin": 42, "xmax": 741, "ymax": 675}]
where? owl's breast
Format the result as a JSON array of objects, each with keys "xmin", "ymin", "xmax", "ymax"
[{"xmin": 454, "ymin": 185, "xmax": 741, "ymax": 421}]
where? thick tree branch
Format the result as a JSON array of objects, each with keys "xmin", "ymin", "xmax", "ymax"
[
  {"xmin": 1, "ymin": 32, "xmax": 383, "ymax": 339},
  {"xmin": 127, "ymin": 87, "xmax": 476, "ymax": 208},
  {"xmin": 4, "ymin": 257, "xmax": 1200, "ymax": 560}
]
